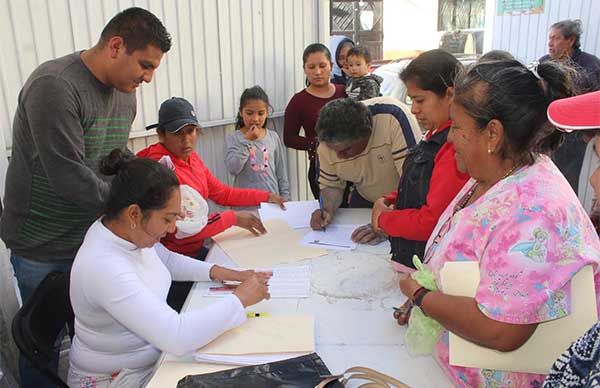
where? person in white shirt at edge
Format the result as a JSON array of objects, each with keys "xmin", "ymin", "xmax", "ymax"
[{"xmin": 67, "ymin": 148, "xmax": 270, "ymax": 388}]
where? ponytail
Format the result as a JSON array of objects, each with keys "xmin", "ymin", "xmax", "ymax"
[
  {"xmin": 530, "ymin": 61, "xmax": 574, "ymax": 154},
  {"xmin": 453, "ymin": 59, "xmax": 574, "ymax": 164}
]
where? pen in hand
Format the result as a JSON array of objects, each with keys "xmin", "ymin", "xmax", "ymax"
[{"xmin": 319, "ymin": 196, "xmax": 326, "ymax": 232}]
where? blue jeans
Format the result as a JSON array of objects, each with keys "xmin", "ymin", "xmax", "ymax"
[{"xmin": 10, "ymin": 253, "xmax": 72, "ymax": 388}]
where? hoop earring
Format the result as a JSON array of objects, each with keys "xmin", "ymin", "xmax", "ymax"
[{"xmin": 131, "ymin": 223, "xmax": 137, "ymax": 230}]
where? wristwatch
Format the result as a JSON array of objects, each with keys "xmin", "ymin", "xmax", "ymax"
[{"xmin": 413, "ymin": 287, "xmax": 430, "ymax": 310}]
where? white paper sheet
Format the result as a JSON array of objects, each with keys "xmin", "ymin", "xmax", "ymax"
[
  {"xmin": 258, "ymin": 200, "xmax": 319, "ymax": 229},
  {"xmin": 300, "ymin": 224, "xmax": 358, "ymax": 251},
  {"xmin": 204, "ymin": 265, "xmax": 311, "ymax": 298}
]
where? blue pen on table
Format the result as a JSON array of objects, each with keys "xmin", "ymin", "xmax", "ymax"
[{"xmin": 318, "ymin": 196, "xmax": 326, "ymax": 232}]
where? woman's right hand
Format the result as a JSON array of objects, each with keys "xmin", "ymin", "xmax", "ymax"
[
  {"xmin": 393, "ymin": 299, "xmax": 413, "ymax": 326},
  {"xmin": 372, "ymin": 197, "xmax": 393, "ymax": 232},
  {"xmin": 244, "ymin": 125, "xmax": 261, "ymax": 141},
  {"xmin": 233, "ymin": 275, "xmax": 270, "ymax": 307},
  {"xmin": 235, "ymin": 211, "xmax": 267, "ymax": 236}
]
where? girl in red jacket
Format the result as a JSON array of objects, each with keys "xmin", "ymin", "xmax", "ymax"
[{"xmin": 138, "ymin": 97, "xmax": 285, "ymax": 310}]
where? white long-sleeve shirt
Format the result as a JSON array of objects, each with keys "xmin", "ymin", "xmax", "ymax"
[{"xmin": 69, "ymin": 219, "xmax": 246, "ymax": 374}]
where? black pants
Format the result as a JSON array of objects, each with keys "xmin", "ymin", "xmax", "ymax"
[
  {"xmin": 348, "ymin": 189, "xmax": 374, "ymax": 208},
  {"xmin": 552, "ymin": 131, "xmax": 586, "ymax": 195},
  {"xmin": 166, "ymin": 246, "xmax": 210, "ymax": 312},
  {"xmin": 308, "ymin": 157, "xmax": 320, "ymax": 200}
]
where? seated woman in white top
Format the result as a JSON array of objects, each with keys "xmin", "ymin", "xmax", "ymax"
[{"xmin": 67, "ymin": 149, "xmax": 270, "ymax": 388}]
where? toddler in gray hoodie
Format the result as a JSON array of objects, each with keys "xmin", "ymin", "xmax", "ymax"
[{"xmin": 345, "ymin": 46, "xmax": 383, "ymax": 101}]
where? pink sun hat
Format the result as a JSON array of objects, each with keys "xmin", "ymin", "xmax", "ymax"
[{"xmin": 547, "ymin": 91, "xmax": 600, "ymax": 132}]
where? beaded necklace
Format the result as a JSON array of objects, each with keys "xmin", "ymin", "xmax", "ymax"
[
  {"xmin": 455, "ymin": 163, "xmax": 521, "ymax": 212},
  {"xmin": 424, "ymin": 162, "xmax": 522, "ymax": 264}
]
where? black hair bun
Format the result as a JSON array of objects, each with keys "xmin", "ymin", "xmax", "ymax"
[{"xmin": 99, "ymin": 148, "xmax": 136, "ymax": 176}]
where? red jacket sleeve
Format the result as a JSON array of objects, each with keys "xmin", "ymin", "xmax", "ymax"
[
  {"xmin": 204, "ymin": 164, "xmax": 270, "ymax": 206},
  {"xmin": 378, "ymin": 142, "xmax": 469, "ymax": 241},
  {"xmin": 283, "ymin": 95, "xmax": 312, "ymax": 151},
  {"xmin": 162, "ymin": 210, "xmax": 239, "ymax": 256},
  {"xmin": 185, "ymin": 210, "xmax": 238, "ymax": 240}
]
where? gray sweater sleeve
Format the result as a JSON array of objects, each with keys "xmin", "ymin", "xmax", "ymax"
[
  {"xmin": 225, "ymin": 132, "xmax": 252, "ymax": 175},
  {"xmin": 274, "ymin": 133, "xmax": 291, "ymax": 199},
  {"xmin": 24, "ymin": 75, "xmax": 110, "ymax": 210}
]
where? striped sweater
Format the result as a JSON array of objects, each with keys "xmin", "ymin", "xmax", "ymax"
[
  {"xmin": 317, "ymin": 96, "xmax": 422, "ymax": 202},
  {"xmin": 0, "ymin": 52, "xmax": 136, "ymax": 261}
]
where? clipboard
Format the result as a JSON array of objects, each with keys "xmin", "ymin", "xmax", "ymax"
[{"xmin": 441, "ymin": 262, "xmax": 597, "ymax": 374}]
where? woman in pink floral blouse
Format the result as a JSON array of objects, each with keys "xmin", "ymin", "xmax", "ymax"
[{"xmin": 395, "ymin": 60, "xmax": 600, "ymax": 387}]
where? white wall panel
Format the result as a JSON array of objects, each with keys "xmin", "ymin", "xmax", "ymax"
[
  {"xmin": 492, "ymin": 0, "xmax": 600, "ymax": 64},
  {"xmin": 129, "ymin": 117, "xmax": 312, "ymax": 203},
  {"xmin": 0, "ymin": 0, "xmax": 324, "ymax": 201}
]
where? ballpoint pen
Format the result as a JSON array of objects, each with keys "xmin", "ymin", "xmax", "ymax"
[{"xmin": 319, "ymin": 196, "xmax": 326, "ymax": 232}]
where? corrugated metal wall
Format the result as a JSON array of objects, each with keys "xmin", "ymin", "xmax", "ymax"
[
  {"xmin": 492, "ymin": 0, "xmax": 600, "ymax": 64},
  {"xmin": 0, "ymin": 0, "xmax": 328, "ymax": 202}
]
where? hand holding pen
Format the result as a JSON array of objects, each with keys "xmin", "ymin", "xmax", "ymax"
[
  {"xmin": 319, "ymin": 196, "xmax": 326, "ymax": 232},
  {"xmin": 310, "ymin": 197, "xmax": 332, "ymax": 230}
]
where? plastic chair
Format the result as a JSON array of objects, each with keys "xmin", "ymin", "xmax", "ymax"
[{"xmin": 11, "ymin": 271, "xmax": 74, "ymax": 388}]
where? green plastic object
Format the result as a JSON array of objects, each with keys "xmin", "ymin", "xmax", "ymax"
[{"xmin": 405, "ymin": 255, "xmax": 443, "ymax": 356}]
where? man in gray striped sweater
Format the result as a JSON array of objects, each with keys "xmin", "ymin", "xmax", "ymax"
[{"xmin": 0, "ymin": 7, "xmax": 170, "ymax": 388}]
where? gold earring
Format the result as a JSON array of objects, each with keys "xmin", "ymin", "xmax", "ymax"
[
  {"xmin": 131, "ymin": 223, "xmax": 136, "ymax": 230},
  {"xmin": 487, "ymin": 148, "xmax": 493, "ymax": 154}
]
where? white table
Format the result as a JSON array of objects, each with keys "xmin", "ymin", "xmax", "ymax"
[{"xmin": 146, "ymin": 209, "xmax": 452, "ymax": 388}]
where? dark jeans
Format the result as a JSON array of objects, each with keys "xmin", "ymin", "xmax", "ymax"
[
  {"xmin": 10, "ymin": 254, "xmax": 72, "ymax": 388},
  {"xmin": 348, "ymin": 190, "xmax": 374, "ymax": 208},
  {"xmin": 166, "ymin": 246, "xmax": 210, "ymax": 312},
  {"xmin": 553, "ymin": 131, "xmax": 587, "ymax": 195}
]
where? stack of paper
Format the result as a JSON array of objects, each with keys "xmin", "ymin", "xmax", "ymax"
[
  {"xmin": 194, "ymin": 315, "xmax": 315, "ymax": 366},
  {"xmin": 213, "ymin": 219, "xmax": 327, "ymax": 267},
  {"xmin": 205, "ymin": 265, "xmax": 311, "ymax": 298},
  {"xmin": 258, "ymin": 200, "xmax": 319, "ymax": 229},
  {"xmin": 300, "ymin": 224, "xmax": 359, "ymax": 251}
]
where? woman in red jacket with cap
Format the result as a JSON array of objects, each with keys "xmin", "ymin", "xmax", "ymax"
[{"xmin": 138, "ymin": 97, "xmax": 285, "ymax": 310}]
